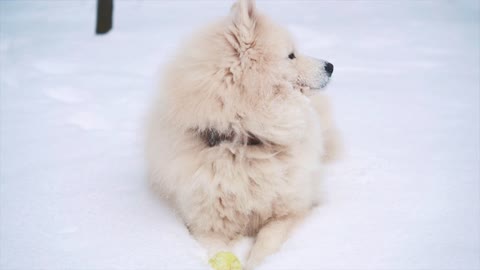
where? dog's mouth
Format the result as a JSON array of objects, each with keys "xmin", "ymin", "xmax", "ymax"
[{"xmin": 297, "ymin": 79, "xmax": 330, "ymax": 94}]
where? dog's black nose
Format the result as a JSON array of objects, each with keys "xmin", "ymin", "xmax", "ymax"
[{"xmin": 325, "ymin": 62, "xmax": 334, "ymax": 76}]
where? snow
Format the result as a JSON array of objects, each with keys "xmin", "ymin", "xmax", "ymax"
[{"xmin": 0, "ymin": 1, "xmax": 479, "ymax": 269}]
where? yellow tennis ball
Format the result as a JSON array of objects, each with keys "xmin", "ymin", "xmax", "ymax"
[{"xmin": 208, "ymin": 251, "xmax": 242, "ymax": 270}]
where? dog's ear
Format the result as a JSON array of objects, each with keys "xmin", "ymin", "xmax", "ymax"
[
  {"xmin": 231, "ymin": 0, "xmax": 256, "ymax": 26},
  {"xmin": 227, "ymin": 0, "xmax": 257, "ymax": 52}
]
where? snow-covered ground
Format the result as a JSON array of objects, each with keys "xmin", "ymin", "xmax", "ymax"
[{"xmin": 1, "ymin": 1, "xmax": 479, "ymax": 269}]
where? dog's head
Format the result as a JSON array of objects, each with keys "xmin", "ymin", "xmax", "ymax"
[{"xmin": 227, "ymin": 0, "xmax": 333, "ymax": 95}]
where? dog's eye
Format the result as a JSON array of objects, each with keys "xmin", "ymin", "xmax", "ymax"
[{"xmin": 288, "ymin": 53, "xmax": 296, "ymax": 60}]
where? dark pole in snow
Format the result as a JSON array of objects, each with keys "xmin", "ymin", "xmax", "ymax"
[{"xmin": 96, "ymin": 0, "xmax": 113, "ymax": 34}]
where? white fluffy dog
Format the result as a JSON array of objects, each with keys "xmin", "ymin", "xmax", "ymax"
[{"xmin": 146, "ymin": 0, "xmax": 340, "ymax": 268}]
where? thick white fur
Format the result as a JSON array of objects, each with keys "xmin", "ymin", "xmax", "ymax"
[{"xmin": 146, "ymin": 0, "xmax": 340, "ymax": 268}]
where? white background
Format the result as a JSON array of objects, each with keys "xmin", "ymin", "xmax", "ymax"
[{"xmin": 1, "ymin": 1, "xmax": 479, "ymax": 269}]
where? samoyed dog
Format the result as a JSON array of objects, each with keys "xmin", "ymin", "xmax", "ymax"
[{"xmin": 147, "ymin": 0, "xmax": 340, "ymax": 268}]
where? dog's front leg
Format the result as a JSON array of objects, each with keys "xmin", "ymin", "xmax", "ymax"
[
  {"xmin": 245, "ymin": 213, "xmax": 306, "ymax": 270},
  {"xmin": 193, "ymin": 232, "xmax": 232, "ymax": 258}
]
